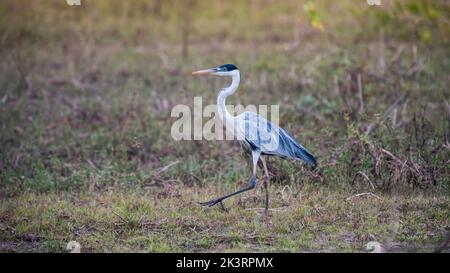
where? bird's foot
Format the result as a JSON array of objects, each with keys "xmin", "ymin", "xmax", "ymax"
[
  {"xmin": 219, "ymin": 201, "xmax": 229, "ymax": 213},
  {"xmin": 198, "ymin": 198, "xmax": 221, "ymax": 208},
  {"xmin": 199, "ymin": 199, "xmax": 229, "ymax": 212}
]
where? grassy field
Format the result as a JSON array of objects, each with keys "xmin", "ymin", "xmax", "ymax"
[{"xmin": 0, "ymin": 0, "xmax": 449, "ymax": 252}]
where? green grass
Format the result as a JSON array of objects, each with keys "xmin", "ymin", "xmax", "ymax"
[
  {"xmin": 0, "ymin": 186, "xmax": 448, "ymax": 252},
  {"xmin": 0, "ymin": 0, "xmax": 449, "ymax": 252}
]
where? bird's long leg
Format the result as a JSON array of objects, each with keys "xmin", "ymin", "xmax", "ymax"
[
  {"xmin": 199, "ymin": 150, "xmax": 260, "ymax": 209},
  {"xmin": 261, "ymin": 157, "xmax": 270, "ymax": 215},
  {"xmin": 198, "ymin": 175, "xmax": 256, "ymax": 208}
]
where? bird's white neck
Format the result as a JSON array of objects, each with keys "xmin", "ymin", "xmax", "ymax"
[{"xmin": 217, "ymin": 70, "xmax": 240, "ymax": 126}]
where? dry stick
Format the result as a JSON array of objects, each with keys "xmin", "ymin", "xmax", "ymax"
[
  {"xmin": 444, "ymin": 142, "xmax": 450, "ymax": 150},
  {"xmin": 186, "ymin": 171, "xmax": 202, "ymax": 183},
  {"xmin": 389, "ymin": 44, "xmax": 405, "ymax": 67},
  {"xmin": 392, "ymin": 108, "xmax": 398, "ymax": 128},
  {"xmin": 280, "ymin": 185, "xmax": 293, "ymax": 201},
  {"xmin": 153, "ymin": 160, "xmax": 180, "ymax": 178},
  {"xmin": 86, "ymin": 159, "xmax": 100, "ymax": 173},
  {"xmin": 345, "ymin": 192, "xmax": 381, "ymax": 202},
  {"xmin": 351, "ymin": 171, "xmax": 375, "ymax": 191},
  {"xmin": 112, "ymin": 211, "xmax": 128, "ymax": 224},
  {"xmin": 365, "ymin": 96, "xmax": 406, "ymax": 136},
  {"xmin": 13, "ymin": 153, "xmax": 22, "ymax": 168},
  {"xmin": 245, "ymin": 207, "xmax": 288, "ymax": 212},
  {"xmin": 381, "ymin": 149, "xmax": 403, "ymax": 165}
]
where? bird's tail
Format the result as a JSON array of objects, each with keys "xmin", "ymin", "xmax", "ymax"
[
  {"xmin": 278, "ymin": 128, "xmax": 317, "ymax": 168},
  {"xmin": 293, "ymin": 143, "xmax": 317, "ymax": 169}
]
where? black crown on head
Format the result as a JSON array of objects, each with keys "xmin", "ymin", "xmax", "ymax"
[{"xmin": 218, "ymin": 64, "xmax": 238, "ymax": 71}]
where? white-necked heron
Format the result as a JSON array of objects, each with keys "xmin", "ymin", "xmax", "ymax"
[{"xmin": 193, "ymin": 64, "xmax": 317, "ymax": 214}]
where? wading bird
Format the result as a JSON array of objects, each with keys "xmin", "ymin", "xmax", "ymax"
[{"xmin": 192, "ymin": 64, "xmax": 317, "ymax": 214}]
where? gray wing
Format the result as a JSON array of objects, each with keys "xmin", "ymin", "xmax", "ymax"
[{"xmin": 237, "ymin": 112, "xmax": 317, "ymax": 167}]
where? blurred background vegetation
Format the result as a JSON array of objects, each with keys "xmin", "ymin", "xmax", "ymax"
[
  {"xmin": 0, "ymin": 0, "xmax": 448, "ymax": 252},
  {"xmin": 1, "ymin": 0, "xmax": 448, "ymax": 193}
]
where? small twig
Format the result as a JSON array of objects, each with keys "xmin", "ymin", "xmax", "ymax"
[
  {"xmin": 389, "ymin": 44, "xmax": 404, "ymax": 67},
  {"xmin": 245, "ymin": 207, "xmax": 289, "ymax": 212},
  {"xmin": 153, "ymin": 160, "xmax": 180, "ymax": 178},
  {"xmin": 351, "ymin": 171, "xmax": 375, "ymax": 190},
  {"xmin": 280, "ymin": 185, "xmax": 293, "ymax": 201},
  {"xmin": 86, "ymin": 159, "xmax": 100, "ymax": 173},
  {"xmin": 112, "ymin": 211, "xmax": 128, "ymax": 224},
  {"xmin": 185, "ymin": 171, "xmax": 202, "ymax": 182},
  {"xmin": 381, "ymin": 149, "xmax": 403, "ymax": 165},
  {"xmin": 13, "ymin": 153, "xmax": 22, "ymax": 168},
  {"xmin": 444, "ymin": 140, "xmax": 450, "ymax": 150},
  {"xmin": 399, "ymin": 159, "xmax": 409, "ymax": 176},
  {"xmin": 346, "ymin": 192, "xmax": 381, "ymax": 202},
  {"xmin": 313, "ymin": 205, "xmax": 324, "ymax": 217},
  {"xmin": 392, "ymin": 108, "xmax": 398, "ymax": 128},
  {"xmin": 366, "ymin": 96, "xmax": 406, "ymax": 136}
]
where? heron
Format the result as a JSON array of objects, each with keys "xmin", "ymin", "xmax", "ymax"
[{"xmin": 192, "ymin": 64, "xmax": 317, "ymax": 214}]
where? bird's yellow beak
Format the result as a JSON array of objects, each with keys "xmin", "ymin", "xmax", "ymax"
[{"xmin": 192, "ymin": 68, "xmax": 217, "ymax": 76}]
